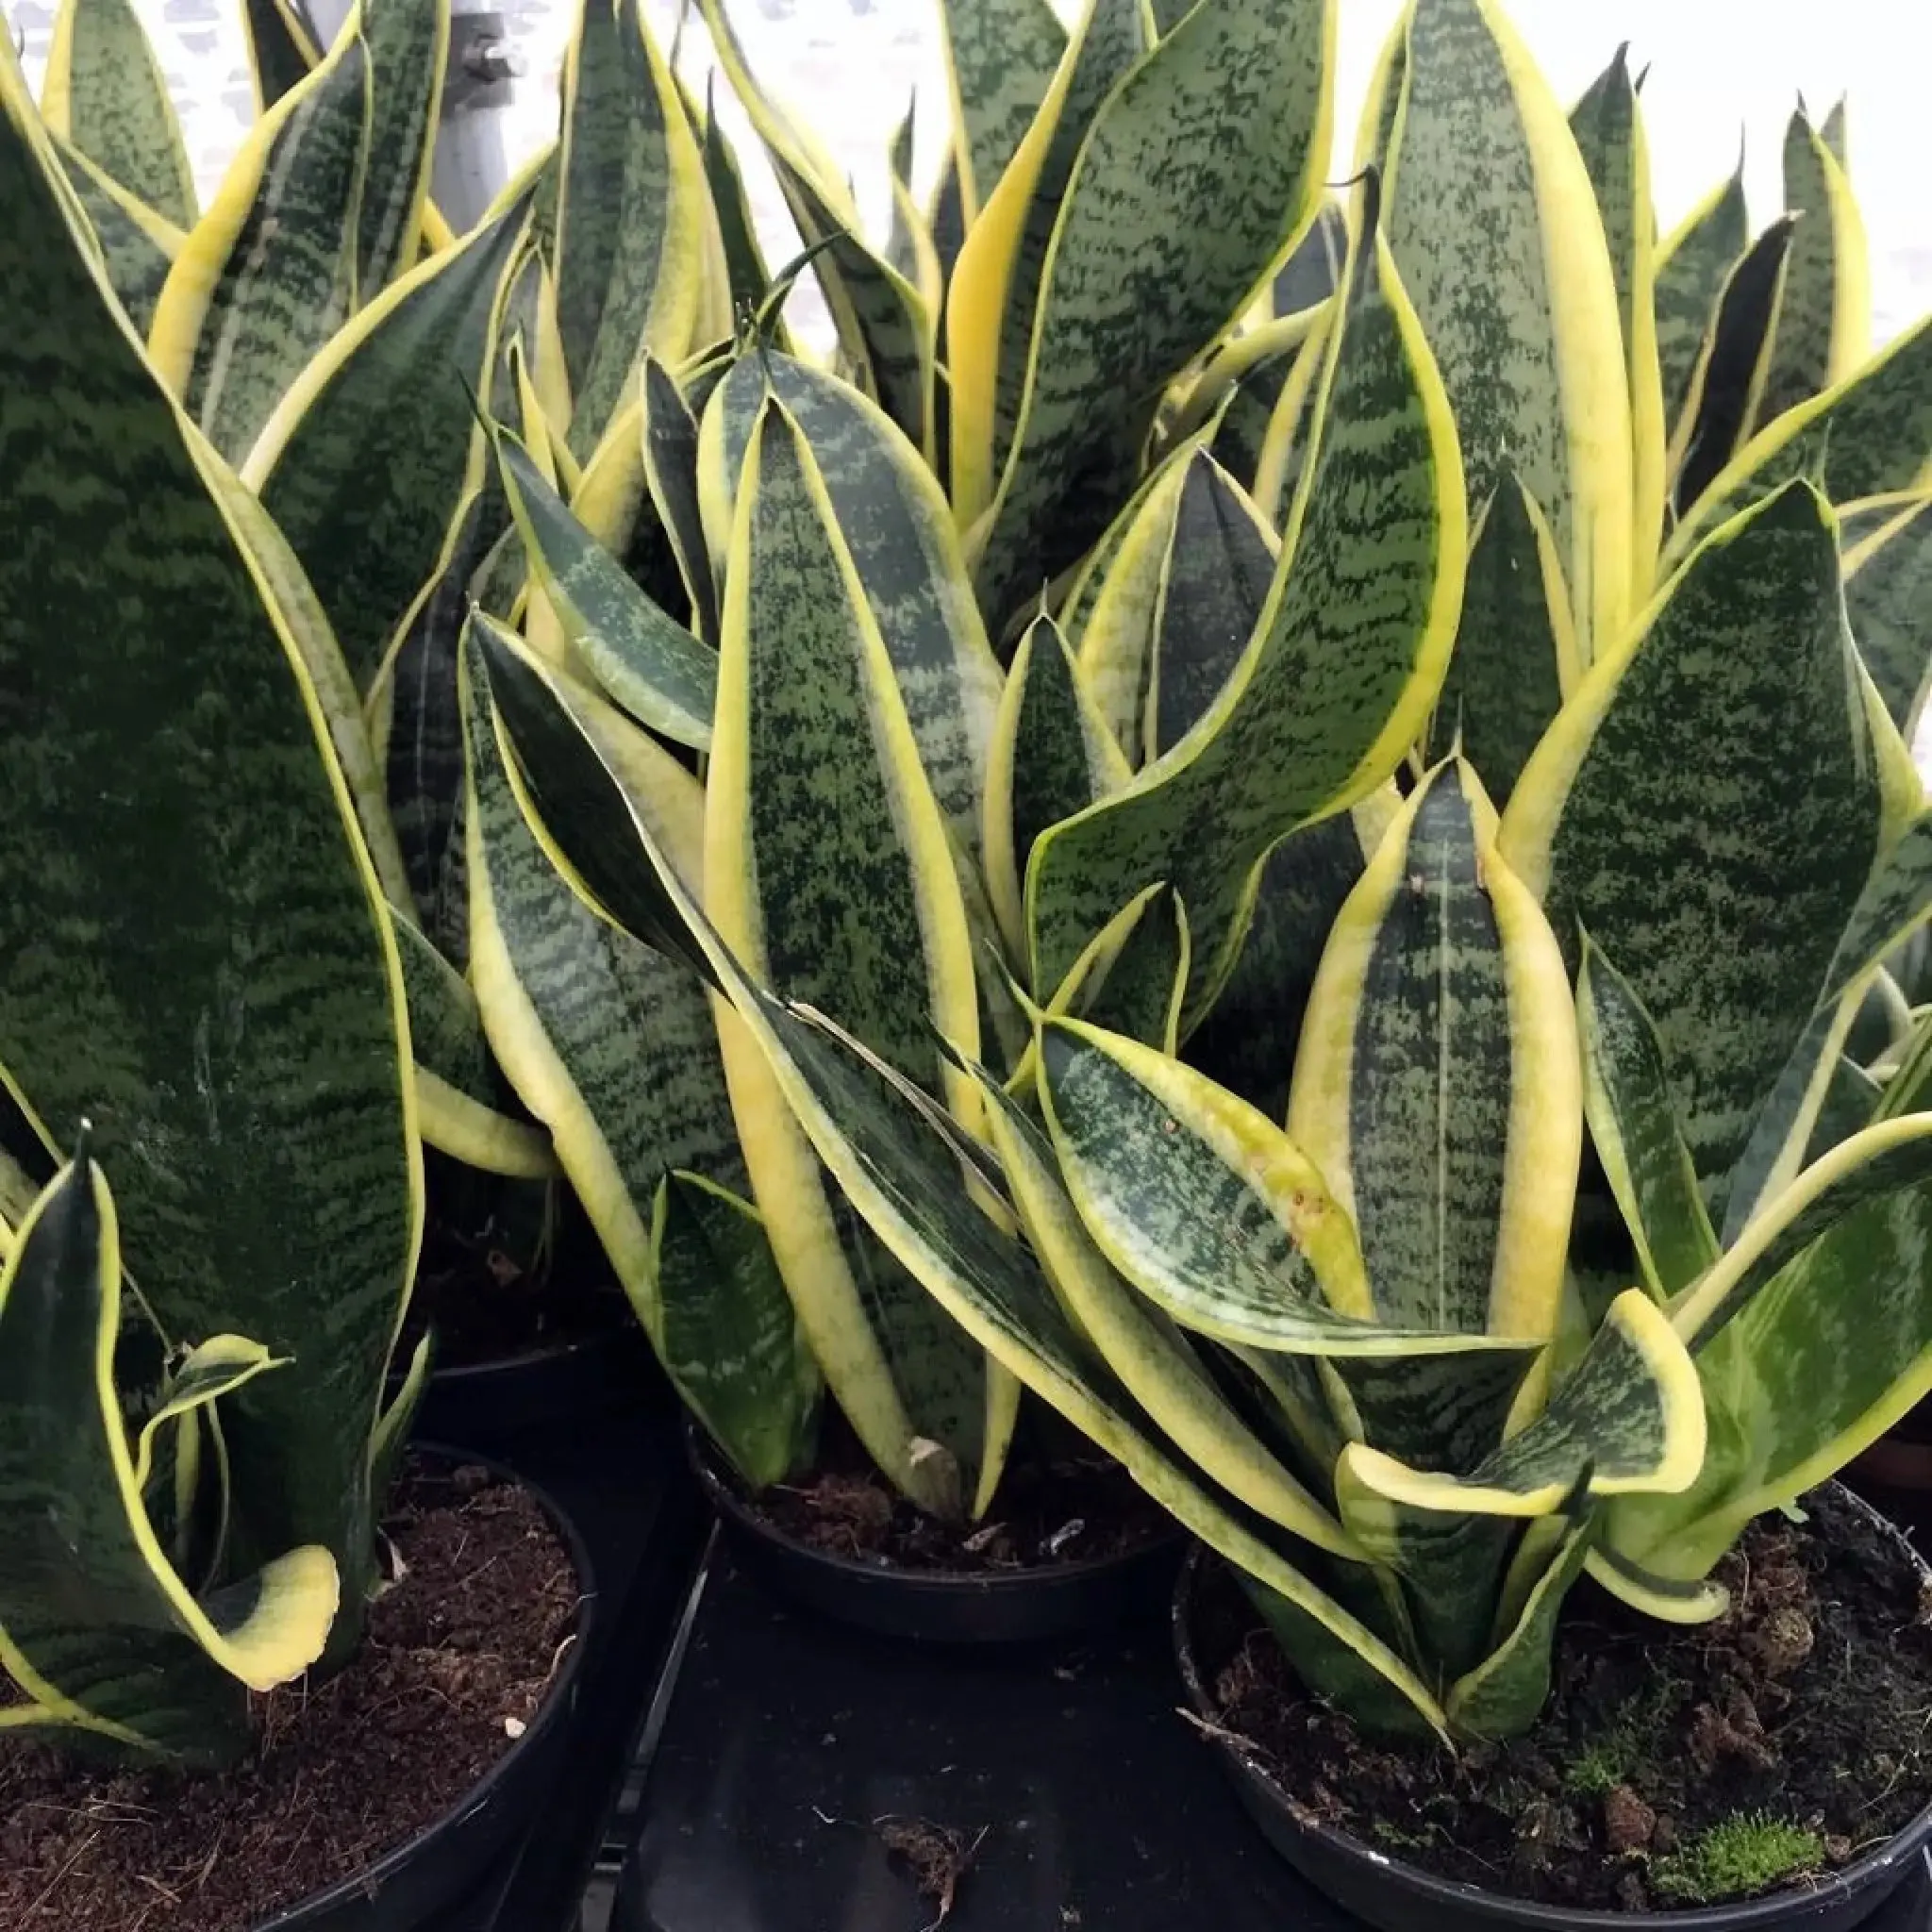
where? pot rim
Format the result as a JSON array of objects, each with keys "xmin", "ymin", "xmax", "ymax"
[
  {"xmin": 249, "ymin": 1441, "xmax": 597, "ymax": 1932},
  {"xmin": 683, "ymin": 1411, "xmax": 1181, "ymax": 1593},
  {"xmin": 1172, "ymin": 1482, "xmax": 1932, "ymax": 1930}
]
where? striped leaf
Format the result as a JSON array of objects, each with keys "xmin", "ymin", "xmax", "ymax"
[
  {"xmin": 1024, "ymin": 184, "xmax": 1464, "ymax": 1015},
  {"xmin": 494, "ymin": 424, "xmax": 717, "ymax": 751},
  {"xmin": 354, "ymin": 0, "xmax": 448, "ymax": 300},
  {"xmin": 246, "ymin": 175, "xmax": 535, "ymax": 693},
  {"xmin": 1669, "ymin": 313, "xmax": 1932, "ymax": 560},
  {"xmin": 0, "ymin": 1156, "xmax": 339, "ymax": 1768},
  {"xmin": 1384, "ymin": 0, "xmax": 1632, "ymax": 662},
  {"xmin": 695, "ymin": 74, "xmax": 777, "ymax": 343},
  {"xmin": 885, "ymin": 96, "xmax": 942, "ymax": 323},
  {"xmin": 0, "ymin": 47, "xmax": 420, "ymax": 1653},
  {"xmin": 1569, "ymin": 45, "xmax": 1665, "ymax": 580},
  {"xmin": 41, "ymin": 0, "xmax": 196, "ymax": 227},
  {"xmin": 641, "ymin": 355, "xmax": 719, "ymax": 641},
  {"xmin": 554, "ymin": 0, "xmax": 706, "ymax": 456},
  {"xmin": 1185, "ymin": 793, "xmax": 1396, "ymax": 1122},
  {"xmin": 242, "ymin": 0, "xmax": 320, "ymax": 113},
  {"xmin": 697, "ymin": 0, "xmax": 934, "ymax": 459},
  {"xmin": 946, "ymin": 0, "xmax": 1151, "ymax": 528},
  {"xmin": 705, "ymin": 400, "xmax": 996, "ymax": 1519},
  {"xmin": 936, "ymin": 0, "xmax": 1067, "ymax": 224},
  {"xmin": 460, "ymin": 625, "xmax": 818, "ymax": 1489},
  {"xmin": 1653, "ymin": 147, "xmax": 1750, "ymax": 450},
  {"xmin": 1844, "ymin": 493, "xmax": 1932, "ymax": 734},
  {"xmin": 1501, "ymin": 481, "xmax": 1911, "ymax": 1185},
  {"xmin": 1184, "ymin": 306, "xmax": 1328, "ymax": 495},
  {"xmin": 1670, "ymin": 216, "xmax": 1797, "ymax": 517},
  {"xmin": 1250, "ymin": 307, "xmax": 1334, "ymax": 522},
  {"xmin": 983, "ymin": 610, "xmax": 1131, "ymax": 958},
  {"xmin": 700, "ymin": 352, "xmax": 1006, "ymax": 855},
  {"xmin": 148, "ymin": 28, "xmax": 371, "ymax": 466},
  {"xmin": 964, "ymin": 0, "xmax": 1333, "ymax": 621},
  {"xmin": 1288, "ymin": 760, "xmax": 1580, "ymax": 1341},
  {"xmin": 1753, "ymin": 105, "xmax": 1869, "ymax": 430},
  {"xmin": 1817, "ymin": 811, "xmax": 1932, "ymax": 1014},
  {"xmin": 1576, "ymin": 938, "xmax": 1719, "ymax": 1300},
  {"xmin": 1424, "ymin": 469, "xmax": 1580, "ymax": 806},
  {"xmin": 52, "ymin": 134, "xmax": 182, "ymax": 333},
  {"xmin": 1613, "ymin": 1113, "xmax": 1932, "ymax": 1583},
  {"xmin": 1273, "ymin": 198, "xmax": 1348, "ymax": 320}
]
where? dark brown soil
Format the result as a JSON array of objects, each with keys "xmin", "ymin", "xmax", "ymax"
[
  {"xmin": 743, "ymin": 1410, "xmax": 1174, "ymax": 1574},
  {"xmin": 1198, "ymin": 1489, "xmax": 1932, "ymax": 1912},
  {"xmin": 0, "ymin": 1460, "xmax": 580, "ymax": 1932}
]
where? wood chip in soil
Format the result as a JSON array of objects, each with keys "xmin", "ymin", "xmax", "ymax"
[{"xmin": 0, "ymin": 1460, "xmax": 579, "ymax": 1932}]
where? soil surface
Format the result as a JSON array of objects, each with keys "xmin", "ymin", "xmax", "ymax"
[
  {"xmin": 0, "ymin": 1460, "xmax": 579, "ymax": 1932},
  {"xmin": 741, "ymin": 1411, "xmax": 1174, "ymax": 1574},
  {"xmin": 1199, "ymin": 1488, "xmax": 1932, "ymax": 1912}
]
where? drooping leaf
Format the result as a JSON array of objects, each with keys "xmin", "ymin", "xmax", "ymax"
[
  {"xmin": 148, "ymin": 28, "xmax": 371, "ymax": 466},
  {"xmin": 1501, "ymin": 481, "xmax": 1910, "ymax": 1184},
  {"xmin": 1653, "ymin": 147, "xmax": 1750, "ymax": 446},
  {"xmin": 41, "ymin": 0, "xmax": 196, "ymax": 226},
  {"xmin": 0, "ymin": 44, "xmax": 420, "ymax": 1650},
  {"xmin": 1424, "ymin": 469, "xmax": 1579, "ymax": 805},
  {"xmin": 936, "ymin": 0, "xmax": 1068, "ymax": 222},
  {"xmin": 965, "ymin": 0, "xmax": 1333, "ymax": 621},
  {"xmin": 1289, "ymin": 759, "xmax": 1579, "ymax": 1341},
  {"xmin": 704, "ymin": 399, "xmax": 995, "ymax": 1519},
  {"xmin": 354, "ymin": 0, "xmax": 448, "ymax": 299},
  {"xmin": 0, "ymin": 1156, "xmax": 339, "ymax": 1769},
  {"xmin": 246, "ymin": 171, "xmax": 536, "ymax": 692},
  {"xmin": 1843, "ymin": 494, "xmax": 1932, "ymax": 734},
  {"xmin": 1025, "ymin": 184, "xmax": 1464, "ymax": 1016},
  {"xmin": 51, "ymin": 133, "xmax": 181, "ymax": 333},
  {"xmin": 1384, "ymin": 0, "xmax": 1632, "ymax": 661},
  {"xmin": 1753, "ymin": 105, "xmax": 1869, "ymax": 429}
]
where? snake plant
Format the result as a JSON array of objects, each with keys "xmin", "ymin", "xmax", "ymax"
[{"xmin": 445, "ymin": 0, "xmax": 1932, "ymax": 1744}]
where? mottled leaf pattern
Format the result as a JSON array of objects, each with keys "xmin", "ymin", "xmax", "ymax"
[
  {"xmin": 1653, "ymin": 151, "xmax": 1749, "ymax": 443},
  {"xmin": 354, "ymin": 0, "xmax": 448, "ymax": 300},
  {"xmin": 936, "ymin": 0, "xmax": 1066, "ymax": 222},
  {"xmin": 1844, "ymin": 495, "xmax": 1932, "ymax": 734}
]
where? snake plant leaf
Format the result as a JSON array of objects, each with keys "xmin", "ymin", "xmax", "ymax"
[
  {"xmin": 976, "ymin": 1069, "xmax": 1361, "ymax": 1557},
  {"xmin": 1385, "ymin": 0, "xmax": 1631, "ymax": 663},
  {"xmin": 1140, "ymin": 454, "xmax": 1278, "ymax": 763},
  {"xmin": 1076, "ymin": 889, "xmax": 1191, "ymax": 1054},
  {"xmin": 494, "ymin": 423, "xmax": 717, "ymax": 751},
  {"xmin": 1577, "ymin": 938, "xmax": 1719, "ymax": 1301},
  {"xmin": 1878, "ymin": 1007, "xmax": 1932, "ymax": 1118},
  {"xmin": 1273, "ymin": 198, "xmax": 1347, "ymax": 320},
  {"xmin": 984, "ymin": 610, "xmax": 1132, "ymax": 958},
  {"xmin": 1026, "ymin": 187, "xmax": 1464, "ymax": 1018},
  {"xmin": 965, "ymin": 0, "xmax": 1333, "ymax": 620},
  {"xmin": 51, "ymin": 134, "xmax": 182, "ymax": 333},
  {"xmin": 884, "ymin": 97, "xmax": 942, "ymax": 322},
  {"xmin": 1654, "ymin": 147, "xmax": 1750, "ymax": 447},
  {"xmin": 1424, "ymin": 469, "xmax": 1580, "ymax": 805},
  {"xmin": 1186, "ymin": 792, "xmax": 1397, "ymax": 1122},
  {"xmin": 148, "ymin": 28, "xmax": 370, "ymax": 466},
  {"xmin": 1444, "ymin": 1506, "xmax": 1596, "ymax": 1740},
  {"xmin": 0, "ymin": 45, "xmax": 420, "ymax": 1653},
  {"xmin": 460, "ymin": 629, "xmax": 817, "ymax": 1487},
  {"xmin": 936, "ymin": 0, "xmax": 1068, "ymax": 224},
  {"xmin": 242, "ymin": 0, "xmax": 320, "ymax": 112},
  {"xmin": 1502, "ymin": 481, "xmax": 1909, "ymax": 1185},
  {"xmin": 1340, "ymin": 1286, "xmax": 1706, "ymax": 1516},
  {"xmin": 1584, "ymin": 1541, "xmax": 1728, "ymax": 1624},
  {"xmin": 946, "ymin": 0, "xmax": 1151, "ymax": 528},
  {"xmin": 40, "ymin": 0, "xmax": 196, "ymax": 227},
  {"xmin": 391, "ymin": 910, "xmax": 557, "ymax": 1179},
  {"xmin": 1249, "ymin": 308, "xmax": 1335, "ymax": 524},
  {"xmin": 246, "ymin": 173, "xmax": 535, "ymax": 692},
  {"xmin": 1615, "ymin": 1117, "xmax": 1932, "ymax": 1585},
  {"xmin": 1803, "ymin": 1054, "xmax": 1884, "ymax": 1166},
  {"xmin": 554, "ymin": 0, "xmax": 706, "ymax": 456},
  {"xmin": 653, "ymin": 1172, "xmax": 820, "ymax": 1490},
  {"xmin": 1289, "ymin": 759, "xmax": 1580, "ymax": 1343},
  {"xmin": 1668, "ymin": 312, "xmax": 1932, "ymax": 562},
  {"xmin": 1754, "ymin": 106, "xmax": 1870, "ymax": 431},
  {"xmin": 0, "ymin": 1156, "xmax": 340, "ymax": 1769},
  {"xmin": 353, "ymin": 0, "xmax": 448, "ymax": 299},
  {"xmin": 697, "ymin": 0, "xmax": 934, "ymax": 460},
  {"xmin": 702, "ymin": 352, "xmax": 1007, "ymax": 855},
  {"xmin": 1670, "ymin": 215, "xmax": 1798, "ymax": 518},
  {"xmin": 1844, "ymin": 494, "xmax": 1932, "ymax": 734},
  {"xmin": 641, "ymin": 355, "xmax": 719, "ymax": 641},
  {"xmin": 706, "ymin": 400, "xmax": 993, "ymax": 1520},
  {"xmin": 1817, "ymin": 813, "xmax": 1932, "ymax": 1015},
  {"xmin": 1568, "ymin": 44, "xmax": 1665, "ymax": 580},
  {"xmin": 696, "ymin": 75, "xmax": 777, "ymax": 343},
  {"xmin": 575, "ymin": 388, "xmax": 691, "ymax": 627},
  {"xmin": 1178, "ymin": 306, "xmax": 1326, "ymax": 495}
]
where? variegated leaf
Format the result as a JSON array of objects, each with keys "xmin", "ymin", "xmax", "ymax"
[
  {"xmin": 935, "ymin": 0, "xmax": 1067, "ymax": 225},
  {"xmin": 51, "ymin": 134, "xmax": 181, "ymax": 333},
  {"xmin": 1844, "ymin": 494, "xmax": 1932, "ymax": 735},
  {"xmin": 355, "ymin": 0, "xmax": 448, "ymax": 299},
  {"xmin": 1653, "ymin": 146, "xmax": 1749, "ymax": 446}
]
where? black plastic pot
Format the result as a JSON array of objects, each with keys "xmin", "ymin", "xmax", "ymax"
[
  {"xmin": 1174, "ymin": 1487, "xmax": 1932, "ymax": 1932},
  {"xmin": 685, "ymin": 1416, "xmax": 1184, "ymax": 1644},
  {"xmin": 248, "ymin": 1446, "xmax": 597, "ymax": 1932}
]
